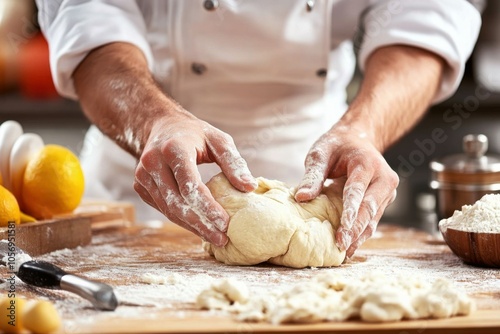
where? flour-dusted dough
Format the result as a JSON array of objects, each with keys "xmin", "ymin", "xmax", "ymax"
[
  {"xmin": 204, "ymin": 173, "xmax": 346, "ymax": 268},
  {"xmin": 196, "ymin": 273, "xmax": 475, "ymax": 324},
  {"xmin": 196, "ymin": 278, "xmax": 249, "ymax": 310}
]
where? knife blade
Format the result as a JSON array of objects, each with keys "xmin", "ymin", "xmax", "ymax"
[{"xmin": 0, "ymin": 240, "xmax": 117, "ymax": 311}]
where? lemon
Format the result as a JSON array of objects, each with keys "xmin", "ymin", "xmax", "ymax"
[
  {"xmin": 20, "ymin": 212, "xmax": 36, "ymax": 224},
  {"xmin": 0, "ymin": 297, "xmax": 26, "ymax": 333},
  {"xmin": 0, "ymin": 185, "xmax": 20, "ymax": 226},
  {"xmin": 21, "ymin": 145, "xmax": 84, "ymax": 220}
]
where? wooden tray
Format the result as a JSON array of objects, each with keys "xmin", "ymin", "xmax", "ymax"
[
  {"xmin": 0, "ymin": 201, "xmax": 135, "ymax": 256},
  {"xmin": 0, "ymin": 217, "xmax": 91, "ymax": 256}
]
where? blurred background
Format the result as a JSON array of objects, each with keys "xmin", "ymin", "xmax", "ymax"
[{"xmin": 1, "ymin": 0, "xmax": 499, "ymax": 230}]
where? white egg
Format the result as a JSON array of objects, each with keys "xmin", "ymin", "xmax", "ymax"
[
  {"xmin": 0, "ymin": 121, "xmax": 23, "ymax": 190},
  {"xmin": 9, "ymin": 133, "xmax": 45, "ymax": 201}
]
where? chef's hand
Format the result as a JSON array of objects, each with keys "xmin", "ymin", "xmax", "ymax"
[
  {"xmin": 295, "ymin": 124, "xmax": 398, "ymax": 257},
  {"xmin": 295, "ymin": 45, "xmax": 445, "ymax": 257},
  {"xmin": 134, "ymin": 112, "xmax": 257, "ymax": 247},
  {"xmin": 72, "ymin": 43, "xmax": 257, "ymax": 246}
]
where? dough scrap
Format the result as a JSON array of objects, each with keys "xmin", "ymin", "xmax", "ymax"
[
  {"xmin": 196, "ymin": 278, "xmax": 249, "ymax": 310},
  {"xmin": 196, "ymin": 273, "xmax": 475, "ymax": 324},
  {"xmin": 204, "ymin": 173, "xmax": 346, "ymax": 268}
]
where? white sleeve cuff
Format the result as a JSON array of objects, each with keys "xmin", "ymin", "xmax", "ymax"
[
  {"xmin": 358, "ymin": 0, "xmax": 481, "ymax": 104},
  {"xmin": 38, "ymin": 0, "xmax": 154, "ymax": 99}
]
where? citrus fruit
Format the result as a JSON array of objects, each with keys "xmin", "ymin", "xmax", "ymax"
[
  {"xmin": 0, "ymin": 185, "xmax": 20, "ymax": 226},
  {"xmin": 20, "ymin": 212, "xmax": 36, "ymax": 224},
  {"xmin": 21, "ymin": 145, "xmax": 84, "ymax": 219}
]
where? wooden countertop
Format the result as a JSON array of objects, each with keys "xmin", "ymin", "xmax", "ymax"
[{"xmin": 5, "ymin": 223, "xmax": 500, "ymax": 334}]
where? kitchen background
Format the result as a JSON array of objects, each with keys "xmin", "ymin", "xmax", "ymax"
[{"xmin": 1, "ymin": 0, "xmax": 499, "ymax": 230}]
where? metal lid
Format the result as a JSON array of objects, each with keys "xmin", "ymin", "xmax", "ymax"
[{"xmin": 430, "ymin": 134, "xmax": 500, "ymax": 173}]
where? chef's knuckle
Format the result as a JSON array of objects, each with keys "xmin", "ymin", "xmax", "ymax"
[
  {"xmin": 216, "ymin": 131, "xmax": 235, "ymax": 147},
  {"xmin": 386, "ymin": 169, "xmax": 400, "ymax": 189},
  {"xmin": 308, "ymin": 148, "xmax": 328, "ymax": 164},
  {"xmin": 140, "ymin": 150, "xmax": 160, "ymax": 171},
  {"xmin": 161, "ymin": 138, "xmax": 183, "ymax": 158},
  {"xmin": 133, "ymin": 180, "xmax": 142, "ymax": 194},
  {"xmin": 134, "ymin": 163, "xmax": 144, "ymax": 179}
]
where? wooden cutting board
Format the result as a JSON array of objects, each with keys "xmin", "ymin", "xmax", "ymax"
[
  {"xmin": 74, "ymin": 310, "xmax": 500, "ymax": 334},
  {"xmin": 0, "ymin": 217, "xmax": 91, "ymax": 256},
  {"xmin": 8, "ymin": 223, "xmax": 498, "ymax": 334},
  {"xmin": 0, "ymin": 201, "xmax": 134, "ymax": 255}
]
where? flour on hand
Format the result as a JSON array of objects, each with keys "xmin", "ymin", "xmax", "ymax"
[
  {"xmin": 204, "ymin": 173, "xmax": 346, "ymax": 268},
  {"xmin": 196, "ymin": 273, "xmax": 475, "ymax": 324}
]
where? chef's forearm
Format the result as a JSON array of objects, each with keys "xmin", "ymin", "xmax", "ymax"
[
  {"xmin": 73, "ymin": 42, "xmax": 182, "ymax": 158},
  {"xmin": 339, "ymin": 45, "xmax": 445, "ymax": 152}
]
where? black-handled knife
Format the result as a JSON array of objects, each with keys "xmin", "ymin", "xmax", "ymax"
[{"xmin": 0, "ymin": 241, "xmax": 117, "ymax": 311}]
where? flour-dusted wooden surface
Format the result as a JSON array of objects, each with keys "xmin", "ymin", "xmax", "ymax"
[{"xmin": 3, "ymin": 223, "xmax": 500, "ymax": 334}]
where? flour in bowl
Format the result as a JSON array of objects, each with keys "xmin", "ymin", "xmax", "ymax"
[{"xmin": 439, "ymin": 194, "xmax": 500, "ymax": 233}]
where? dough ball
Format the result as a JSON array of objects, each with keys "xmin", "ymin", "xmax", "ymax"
[{"xmin": 204, "ymin": 173, "xmax": 346, "ymax": 268}]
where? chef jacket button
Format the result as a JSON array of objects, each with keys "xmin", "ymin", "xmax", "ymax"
[
  {"xmin": 306, "ymin": 0, "xmax": 315, "ymax": 12},
  {"xmin": 316, "ymin": 68, "xmax": 327, "ymax": 77},
  {"xmin": 192, "ymin": 62, "xmax": 207, "ymax": 75},
  {"xmin": 203, "ymin": 0, "xmax": 219, "ymax": 11}
]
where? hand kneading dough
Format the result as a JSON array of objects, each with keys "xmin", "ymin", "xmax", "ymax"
[{"xmin": 204, "ymin": 173, "xmax": 346, "ymax": 268}]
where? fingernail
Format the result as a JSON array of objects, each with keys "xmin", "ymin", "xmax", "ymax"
[
  {"xmin": 241, "ymin": 175, "xmax": 258, "ymax": 188},
  {"xmin": 295, "ymin": 188, "xmax": 311, "ymax": 202},
  {"xmin": 212, "ymin": 233, "xmax": 228, "ymax": 247}
]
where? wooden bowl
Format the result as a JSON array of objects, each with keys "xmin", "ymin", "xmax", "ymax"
[{"xmin": 440, "ymin": 227, "xmax": 500, "ymax": 268}]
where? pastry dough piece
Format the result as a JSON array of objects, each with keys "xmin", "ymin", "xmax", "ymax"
[
  {"xmin": 196, "ymin": 273, "xmax": 475, "ymax": 324},
  {"xmin": 204, "ymin": 173, "xmax": 346, "ymax": 268}
]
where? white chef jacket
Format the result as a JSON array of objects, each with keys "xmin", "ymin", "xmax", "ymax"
[{"xmin": 36, "ymin": 0, "xmax": 481, "ymax": 222}]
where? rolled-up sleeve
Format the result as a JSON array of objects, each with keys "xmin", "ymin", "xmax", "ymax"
[
  {"xmin": 357, "ymin": 0, "xmax": 481, "ymax": 103},
  {"xmin": 36, "ymin": 0, "xmax": 154, "ymax": 99}
]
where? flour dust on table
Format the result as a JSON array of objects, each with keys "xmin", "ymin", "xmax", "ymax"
[{"xmin": 204, "ymin": 173, "xmax": 346, "ymax": 268}]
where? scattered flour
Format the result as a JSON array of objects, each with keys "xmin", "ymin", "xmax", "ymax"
[
  {"xmin": 140, "ymin": 272, "xmax": 183, "ymax": 285},
  {"xmin": 6, "ymin": 226, "xmax": 497, "ymax": 330},
  {"xmin": 440, "ymin": 194, "xmax": 500, "ymax": 233},
  {"xmin": 196, "ymin": 272, "xmax": 474, "ymax": 324}
]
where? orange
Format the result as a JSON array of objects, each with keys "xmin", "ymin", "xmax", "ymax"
[
  {"xmin": 21, "ymin": 145, "xmax": 84, "ymax": 219},
  {"xmin": 0, "ymin": 185, "xmax": 20, "ymax": 226}
]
